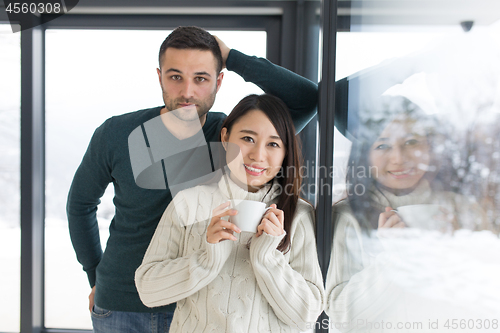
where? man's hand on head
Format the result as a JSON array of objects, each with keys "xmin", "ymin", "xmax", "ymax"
[{"xmin": 214, "ymin": 36, "xmax": 231, "ymax": 70}]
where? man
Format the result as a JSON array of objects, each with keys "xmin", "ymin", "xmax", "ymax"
[{"xmin": 67, "ymin": 26, "xmax": 317, "ymax": 332}]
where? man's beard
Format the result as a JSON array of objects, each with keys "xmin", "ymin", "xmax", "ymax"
[{"xmin": 163, "ymin": 89, "xmax": 216, "ymax": 122}]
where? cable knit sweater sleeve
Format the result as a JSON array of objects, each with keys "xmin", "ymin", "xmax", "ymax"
[
  {"xmin": 135, "ymin": 191, "xmax": 233, "ymax": 308},
  {"xmin": 325, "ymin": 203, "xmax": 416, "ymax": 331},
  {"xmin": 249, "ymin": 202, "xmax": 324, "ymax": 331}
]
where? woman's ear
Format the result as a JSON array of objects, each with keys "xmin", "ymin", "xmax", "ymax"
[{"xmin": 221, "ymin": 127, "xmax": 228, "ymax": 150}]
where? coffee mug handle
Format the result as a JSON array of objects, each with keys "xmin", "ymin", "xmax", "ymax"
[
  {"xmin": 390, "ymin": 209, "xmax": 402, "ymax": 218},
  {"xmin": 261, "ymin": 206, "xmax": 272, "ymax": 217}
]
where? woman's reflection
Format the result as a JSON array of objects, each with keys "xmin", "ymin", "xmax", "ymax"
[{"xmin": 325, "ymin": 88, "xmax": 490, "ymax": 332}]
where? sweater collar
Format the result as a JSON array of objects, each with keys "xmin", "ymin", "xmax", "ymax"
[
  {"xmin": 369, "ymin": 179, "xmax": 433, "ymax": 209},
  {"xmin": 218, "ymin": 171, "xmax": 281, "ymax": 203}
]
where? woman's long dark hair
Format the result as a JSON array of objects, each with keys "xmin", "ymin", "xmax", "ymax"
[{"xmin": 221, "ymin": 94, "xmax": 302, "ymax": 253}]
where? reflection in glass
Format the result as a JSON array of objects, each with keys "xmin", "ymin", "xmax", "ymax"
[
  {"xmin": 327, "ymin": 17, "xmax": 500, "ymax": 333},
  {"xmin": 45, "ymin": 29, "xmax": 266, "ymax": 329},
  {"xmin": 0, "ymin": 24, "xmax": 21, "ymax": 333}
]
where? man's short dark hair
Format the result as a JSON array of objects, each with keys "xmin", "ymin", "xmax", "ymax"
[{"xmin": 159, "ymin": 26, "xmax": 223, "ymax": 74}]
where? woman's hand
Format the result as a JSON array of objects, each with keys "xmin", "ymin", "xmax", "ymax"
[
  {"xmin": 256, "ymin": 204, "xmax": 285, "ymax": 237},
  {"xmin": 207, "ymin": 201, "xmax": 241, "ymax": 244},
  {"xmin": 214, "ymin": 35, "xmax": 230, "ymax": 69},
  {"xmin": 378, "ymin": 207, "xmax": 406, "ymax": 229}
]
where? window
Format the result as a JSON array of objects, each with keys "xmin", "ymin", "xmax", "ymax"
[
  {"xmin": 0, "ymin": 23, "xmax": 21, "ymax": 333},
  {"xmin": 333, "ymin": 28, "xmax": 454, "ymax": 202},
  {"xmin": 44, "ymin": 28, "xmax": 267, "ymax": 329},
  {"xmin": 326, "ymin": 13, "xmax": 500, "ymax": 330}
]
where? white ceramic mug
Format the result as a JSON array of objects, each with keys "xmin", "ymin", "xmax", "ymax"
[
  {"xmin": 395, "ymin": 204, "xmax": 445, "ymax": 230},
  {"xmin": 230, "ymin": 199, "xmax": 271, "ymax": 233}
]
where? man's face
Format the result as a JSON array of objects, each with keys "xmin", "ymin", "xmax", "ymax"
[{"xmin": 157, "ymin": 48, "xmax": 223, "ymax": 123}]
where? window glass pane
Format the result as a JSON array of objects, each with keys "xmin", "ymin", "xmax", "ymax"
[
  {"xmin": 327, "ymin": 5, "xmax": 500, "ymax": 332},
  {"xmin": 45, "ymin": 29, "xmax": 266, "ymax": 329},
  {"xmin": 335, "ymin": 28, "xmax": 455, "ymax": 80},
  {"xmin": 209, "ymin": 30, "xmax": 266, "ymax": 113},
  {"xmin": 0, "ymin": 23, "xmax": 21, "ymax": 333}
]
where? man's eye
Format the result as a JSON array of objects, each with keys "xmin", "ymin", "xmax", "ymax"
[
  {"xmin": 171, "ymin": 75, "xmax": 181, "ymax": 80},
  {"xmin": 195, "ymin": 77, "xmax": 207, "ymax": 82}
]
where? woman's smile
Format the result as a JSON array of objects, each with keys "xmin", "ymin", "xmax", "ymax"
[
  {"xmin": 244, "ymin": 163, "xmax": 267, "ymax": 176},
  {"xmin": 387, "ymin": 168, "xmax": 415, "ymax": 178}
]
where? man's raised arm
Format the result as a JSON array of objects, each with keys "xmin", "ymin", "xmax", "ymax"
[{"xmin": 215, "ymin": 37, "xmax": 318, "ymax": 133}]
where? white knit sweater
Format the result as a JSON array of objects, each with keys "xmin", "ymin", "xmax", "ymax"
[
  {"xmin": 135, "ymin": 175, "xmax": 324, "ymax": 332},
  {"xmin": 325, "ymin": 180, "xmax": 489, "ymax": 332}
]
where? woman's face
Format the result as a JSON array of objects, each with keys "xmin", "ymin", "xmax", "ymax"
[
  {"xmin": 221, "ymin": 109, "xmax": 286, "ymax": 192},
  {"xmin": 369, "ymin": 119, "xmax": 431, "ymax": 190}
]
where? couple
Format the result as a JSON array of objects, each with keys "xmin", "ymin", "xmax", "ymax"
[{"xmin": 67, "ymin": 26, "xmax": 324, "ymax": 332}]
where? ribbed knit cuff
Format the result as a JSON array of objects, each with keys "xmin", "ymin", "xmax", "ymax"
[
  {"xmin": 204, "ymin": 237, "xmax": 234, "ymax": 270},
  {"xmin": 249, "ymin": 232, "xmax": 286, "ymax": 263},
  {"xmin": 87, "ymin": 268, "xmax": 97, "ymax": 288}
]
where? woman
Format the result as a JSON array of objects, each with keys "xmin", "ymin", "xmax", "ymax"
[
  {"xmin": 325, "ymin": 95, "xmax": 489, "ymax": 331},
  {"xmin": 135, "ymin": 94, "xmax": 324, "ymax": 332}
]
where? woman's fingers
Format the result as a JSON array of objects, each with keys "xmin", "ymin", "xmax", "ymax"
[
  {"xmin": 211, "ymin": 201, "xmax": 232, "ymax": 219},
  {"xmin": 256, "ymin": 208, "xmax": 285, "ymax": 237},
  {"xmin": 207, "ymin": 219, "xmax": 240, "ymax": 243},
  {"xmin": 266, "ymin": 204, "xmax": 284, "ymax": 225},
  {"xmin": 210, "ymin": 202, "xmax": 238, "ymax": 228},
  {"xmin": 378, "ymin": 209, "xmax": 394, "ymax": 228},
  {"xmin": 213, "ymin": 201, "xmax": 230, "ymax": 214},
  {"xmin": 378, "ymin": 207, "xmax": 404, "ymax": 229},
  {"xmin": 257, "ymin": 220, "xmax": 279, "ymax": 237},
  {"xmin": 215, "ymin": 227, "xmax": 237, "ymax": 242},
  {"xmin": 207, "ymin": 228, "xmax": 237, "ymax": 243},
  {"xmin": 384, "ymin": 214, "xmax": 403, "ymax": 228},
  {"xmin": 216, "ymin": 220, "xmax": 241, "ymax": 234},
  {"xmin": 265, "ymin": 212, "xmax": 282, "ymax": 228},
  {"xmin": 393, "ymin": 221, "xmax": 406, "ymax": 228},
  {"xmin": 207, "ymin": 202, "xmax": 241, "ymax": 243}
]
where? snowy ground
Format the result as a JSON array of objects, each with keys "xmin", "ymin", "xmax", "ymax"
[
  {"xmin": 0, "ymin": 222, "xmax": 109, "ymax": 331},
  {"xmin": 0, "ymin": 227, "xmax": 21, "ymax": 332},
  {"xmin": 328, "ymin": 228, "xmax": 500, "ymax": 333},
  {"xmin": 2, "ymin": 224, "xmax": 499, "ymax": 332},
  {"xmin": 44, "ymin": 222, "xmax": 110, "ymax": 330}
]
